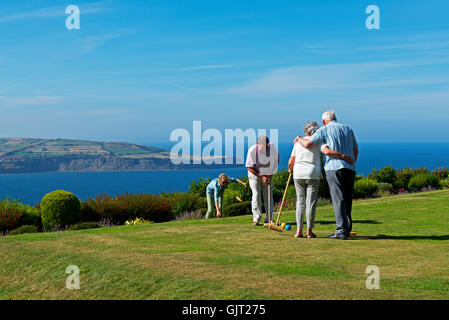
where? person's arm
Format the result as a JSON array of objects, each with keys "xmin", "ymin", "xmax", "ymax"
[
  {"xmin": 246, "ymin": 146, "xmax": 267, "ymax": 184},
  {"xmin": 214, "ymin": 189, "xmax": 221, "ymax": 217},
  {"xmin": 288, "ymin": 156, "xmax": 295, "ymax": 173},
  {"xmin": 235, "ymin": 179, "xmax": 247, "ymax": 188},
  {"xmin": 321, "ymin": 146, "xmax": 354, "ymax": 165},
  {"xmin": 294, "ymin": 128, "xmax": 324, "ymax": 150},
  {"xmin": 351, "ymin": 129, "xmax": 358, "ymax": 163},
  {"xmin": 295, "ymin": 136, "xmax": 315, "ymax": 149},
  {"xmin": 248, "ymin": 167, "xmax": 268, "ymax": 184},
  {"xmin": 215, "ymin": 202, "xmax": 221, "ymax": 218}
]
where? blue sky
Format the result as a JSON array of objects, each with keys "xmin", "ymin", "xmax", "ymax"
[{"xmin": 1, "ymin": 0, "xmax": 449, "ymax": 145}]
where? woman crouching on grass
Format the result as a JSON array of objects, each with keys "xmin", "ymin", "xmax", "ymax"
[{"xmin": 206, "ymin": 173, "xmax": 247, "ymax": 219}]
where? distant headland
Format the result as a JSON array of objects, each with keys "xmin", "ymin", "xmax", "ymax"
[{"xmin": 0, "ymin": 138, "xmax": 239, "ymax": 174}]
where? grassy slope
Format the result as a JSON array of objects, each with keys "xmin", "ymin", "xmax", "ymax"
[{"xmin": 1, "ymin": 190, "xmax": 448, "ymax": 300}]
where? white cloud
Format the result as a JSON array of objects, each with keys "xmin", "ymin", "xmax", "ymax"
[{"xmin": 227, "ymin": 58, "xmax": 449, "ymax": 96}]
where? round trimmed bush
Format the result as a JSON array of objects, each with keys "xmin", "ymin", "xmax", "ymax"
[
  {"xmin": 353, "ymin": 178, "xmax": 379, "ymax": 199},
  {"xmin": 41, "ymin": 190, "xmax": 81, "ymax": 231}
]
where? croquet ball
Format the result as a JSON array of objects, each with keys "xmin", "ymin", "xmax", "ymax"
[
  {"xmin": 285, "ymin": 224, "xmax": 291, "ymax": 230},
  {"xmin": 281, "ymin": 223, "xmax": 286, "ymax": 229}
]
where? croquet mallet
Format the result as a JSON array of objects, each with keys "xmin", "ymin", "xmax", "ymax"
[
  {"xmin": 266, "ymin": 179, "xmax": 283, "ymax": 232},
  {"xmin": 274, "ymin": 171, "xmax": 292, "ymax": 227}
]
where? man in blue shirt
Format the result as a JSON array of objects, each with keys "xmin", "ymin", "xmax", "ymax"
[{"xmin": 295, "ymin": 110, "xmax": 358, "ymax": 239}]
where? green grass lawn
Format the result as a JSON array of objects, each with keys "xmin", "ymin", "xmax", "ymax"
[{"xmin": 1, "ymin": 190, "xmax": 449, "ymax": 300}]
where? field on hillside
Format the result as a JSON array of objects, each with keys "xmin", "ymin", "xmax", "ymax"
[
  {"xmin": 1, "ymin": 190, "xmax": 448, "ymax": 300},
  {"xmin": 0, "ymin": 137, "xmax": 166, "ymax": 158}
]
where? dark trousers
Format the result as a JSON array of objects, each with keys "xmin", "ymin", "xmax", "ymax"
[{"xmin": 325, "ymin": 169, "xmax": 356, "ymax": 237}]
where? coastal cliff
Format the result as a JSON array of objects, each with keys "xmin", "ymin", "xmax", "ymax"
[{"xmin": 0, "ymin": 138, "xmax": 238, "ymax": 173}]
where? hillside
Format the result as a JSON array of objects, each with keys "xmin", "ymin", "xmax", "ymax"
[
  {"xmin": 1, "ymin": 189, "xmax": 448, "ymax": 299},
  {"xmin": 0, "ymin": 138, "xmax": 237, "ymax": 173}
]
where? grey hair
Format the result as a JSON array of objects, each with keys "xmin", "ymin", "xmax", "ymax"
[
  {"xmin": 257, "ymin": 135, "xmax": 269, "ymax": 145},
  {"xmin": 322, "ymin": 110, "xmax": 337, "ymax": 121},
  {"xmin": 304, "ymin": 121, "xmax": 319, "ymax": 136}
]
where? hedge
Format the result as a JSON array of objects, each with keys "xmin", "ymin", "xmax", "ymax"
[{"xmin": 81, "ymin": 193, "xmax": 172, "ymax": 224}]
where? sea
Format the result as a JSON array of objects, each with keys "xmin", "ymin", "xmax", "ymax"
[{"xmin": 1, "ymin": 142, "xmax": 448, "ymax": 205}]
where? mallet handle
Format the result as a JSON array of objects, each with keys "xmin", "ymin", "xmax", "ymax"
[{"xmin": 276, "ymin": 172, "xmax": 292, "ymax": 226}]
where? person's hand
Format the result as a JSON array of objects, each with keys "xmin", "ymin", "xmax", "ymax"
[
  {"xmin": 261, "ymin": 176, "xmax": 268, "ymax": 184},
  {"xmin": 216, "ymin": 210, "xmax": 222, "ymax": 218},
  {"xmin": 243, "ymin": 182, "xmax": 248, "ymax": 188},
  {"xmin": 293, "ymin": 136, "xmax": 301, "ymax": 144},
  {"xmin": 343, "ymin": 155, "xmax": 354, "ymax": 165},
  {"xmin": 288, "ymin": 165, "xmax": 294, "ymax": 173}
]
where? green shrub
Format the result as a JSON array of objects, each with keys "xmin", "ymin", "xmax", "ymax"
[
  {"xmin": 377, "ymin": 165, "xmax": 396, "ymax": 184},
  {"xmin": 223, "ymin": 190, "xmax": 241, "ymax": 207},
  {"xmin": 433, "ymin": 167, "xmax": 449, "ymax": 180},
  {"xmin": 285, "ymin": 185, "xmax": 296, "ymax": 201},
  {"xmin": 20, "ymin": 206, "xmax": 42, "ymax": 229},
  {"xmin": 408, "ymin": 174, "xmax": 439, "ymax": 191},
  {"xmin": 440, "ymin": 179, "xmax": 449, "ymax": 189},
  {"xmin": 271, "ymin": 169, "xmax": 290, "ymax": 202},
  {"xmin": 69, "ymin": 222, "xmax": 100, "ymax": 231},
  {"xmin": 82, "ymin": 193, "xmax": 172, "ymax": 225},
  {"xmin": 368, "ymin": 168, "xmax": 379, "ymax": 181},
  {"xmin": 223, "ymin": 201, "xmax": 251, "ymax": 217},
  {"xmin": 378, "ymin": 182, "xmax": 394, "ymax": 193},
  {"xmin": 395, "ymin": 168, "xmax": 413, "ymax": 190},
  {"xmin": 226, "ymin": 177, "xmax": 251, "ymax": 202},
  {"xmin": 161, "ymin": 192, "xmax": 206, "ymax": 217},
  {"xmin": 188, "ymin": 177, "xmax": 211, "ymax": 197},
  {"xmin": 0, "ymin": 199, "xmax": 41, "ymax": 231},
  {"xmin": 125, "ymin": 218, "xmax": 152, "ymax": 225},
  {"xmin": 9, "ymin": 225, "xmax": 39, "ymax": 235},
  {"xmin": 40, "ymin": 190, "xmax": 81, "ymax": 231},
  {"xmin": 353, "ymin": 178, "xmax": 379, "ymax": 198}
]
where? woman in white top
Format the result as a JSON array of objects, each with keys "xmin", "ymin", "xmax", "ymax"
[{"xmin": 288, "ymin": 121, "xmax": 354, "ymax": 238}]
